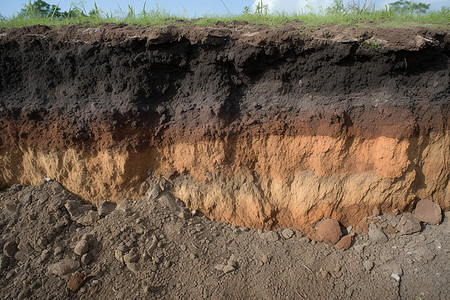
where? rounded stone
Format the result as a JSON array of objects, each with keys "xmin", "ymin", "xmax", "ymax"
[
  {"xmin": 414, "ymin": 199, "xmax": 442, "ymax": 225},
  {"xmin": 315, "ymin": 219, "xmax": 342, "ymax": 244},
  {"xmin": 74, "ymin": 240, "xmax": 89, "ymax": 256}
]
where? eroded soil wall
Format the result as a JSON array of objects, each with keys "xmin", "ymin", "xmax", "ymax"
[{"xmin": 1, "ymin": 24, "xmax": 449, "ymax": 233}]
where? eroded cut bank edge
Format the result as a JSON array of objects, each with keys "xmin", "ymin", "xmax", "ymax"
[{"xmin": 1, "ymin": 131, "xmax": 448, "ymax": 233}]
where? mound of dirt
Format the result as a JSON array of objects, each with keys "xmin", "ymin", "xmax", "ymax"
[{"xmin": 0, "ymin": 180, "xmax": 449, "ymax": 299}]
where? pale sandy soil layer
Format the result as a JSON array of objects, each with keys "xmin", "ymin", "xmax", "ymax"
[{"xmin": 0, "ymin": 24, "xmax": 449, "ymax": 234}]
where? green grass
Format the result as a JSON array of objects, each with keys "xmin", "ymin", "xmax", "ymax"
[{"xmin": 0, "ymin": 1, "xmax": 449, "ymax": 29}]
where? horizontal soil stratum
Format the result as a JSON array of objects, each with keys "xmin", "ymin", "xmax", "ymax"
[{"xmin": 0, "ymin": 23, "xmax": 449, "ymax": 235}]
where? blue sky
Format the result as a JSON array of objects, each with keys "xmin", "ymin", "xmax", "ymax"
[{"xmin": 0, "ymin": 0, "xmax": 448, "ymax": 18}]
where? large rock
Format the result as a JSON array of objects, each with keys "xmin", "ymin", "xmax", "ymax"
[
  {"xmin": 414, "ymin": 199, "xmax": 442, "ymax": 225},
  {"xmin": 76, "ymin": 210, "xmax": 99, "ymax": 225},
  {"xmin": 335, "ymin": 235, "xmax": 353, "ymax": 250},
  {"xmin": 368, "ymin": 223, "xmax": 388, "ymax": 243},
  {"xmin": 64, "ymin": 200, "xmax": 94, "ymax": 224},
  {"xmin": 74, "ymin": 240, "xmax": 89, "ymax": 256},
  {"xmin": 124, "ymin": 248, "xmax": 140, "ymax": 264},
  {"xmin": 397, "ymin": 213, "xmax": 421, "ymax": 235},
  {"xmin": 98, "ymin": 201, "xmax": 116, "ymax": 217},
  {"xmin": 315, "ymin": 219, "xmax": 342, "ymax": 244},
  {"xmin": 48, "ymin": 259, "xmax": 79, "ymax": 276}
]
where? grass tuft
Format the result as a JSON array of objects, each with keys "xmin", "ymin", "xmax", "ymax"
[{"xmin": 0, "ymin": 1, "xmax": 449, "ymax": 29}]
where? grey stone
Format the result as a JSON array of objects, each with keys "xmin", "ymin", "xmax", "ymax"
[
  {"xmin": 391, "ymin": 273, "xmax": 401, "ymax": 281},
  {"xmin": 397, "ymin": 213, "xmax": 421, "ymax": 235},
  {"xmin": 363, "ymin": 260, "xmax": 374, "ymax": 272},
  {"xmin": 48, "ymin": 259, "xmax": 79, "ymax": 276},
  {"xmin": 64, "ymin": 201, "xmax": 93, "ymax": 221},
  {"xmin": 146, "ymin": 184, "xmax": 162, "ymax": 201},
  {"xmin": 98, "ymin": 201, "xmax": 116, "ymax": 217},
  {"xmin": 74, "ymin": 240, "xmax": 89, "ymax": 256},
  {"xmin": 281, "ymin": 228, "xmax": 295, "ymax": 239},
  {"xmin": 222, "ymin": 265, "xmax": 236, "ymax": 274},
  {"xmin": 214, "ymin": 264, "xmax": 225, "ymax": 270},
  {"xmin": 76, "ymin": 210, "xmax": 99, "ymax": 225},
  {"xmin": 115, "ymin": 245, "xmax": 127, "ymax": 263},
  {"xmin": 124, "ymin": 248, "xmax": 140, "ymax": 264},
  {"xmin": 126, "ymin": 262, "xmax": 141, "ymax": 274},
  {"xmin": 368, "ymin": 223, "xmax": 388, "ymax": 243},
  {"xmin": 227, "ymin": 255, "xmax": 238, "ymax": 268}
]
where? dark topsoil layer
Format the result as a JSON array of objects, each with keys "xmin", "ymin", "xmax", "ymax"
[{"xmin": 0, "ymin": 24, "xmax": 449, "ymax": 151}]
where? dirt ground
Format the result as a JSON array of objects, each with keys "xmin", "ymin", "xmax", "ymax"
[{"xmin": 1, "ymin": 180, "xmax": 448, "ymax": 299}]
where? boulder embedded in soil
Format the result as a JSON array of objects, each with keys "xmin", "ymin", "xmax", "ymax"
[
  {"xmin": 397, "ymin": 213, "xmax": 421, "ymax": 235},
  {"xmin": 335, "ymin": 235, "xmax": 353, "ymax": 250},
  {"xmin": 414, "ymin": 199, "xmax": 442, "ymax": 225},
  {"xmin": 124, "ymin": 248, "xmax": 140, "ymax": 264},
  {"xmin": 368, "ymin": 223, "xmax": 388, "ymax": 243},
  {"xmin": 98, "ymin": 201, "xmax": 117, "ymax": 217},
  {"xmin": 315, "ymin": 219, "xmax": 342, "ymax": 244},
  {"xmin": 64, "ymin": 201, "xmax": 94, "ymax": 223},
  {"xmin": 74, "ymin": 240, "xmax": 89, "ymax": 256},
  {"xmin": 48, "ymin": 259, "xmax": 80, "ymax": 276}
]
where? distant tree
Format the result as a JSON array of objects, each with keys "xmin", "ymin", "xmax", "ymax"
[
  {"xmin": 19, "ymin": 0, "xmax": 87, "ymax": 19},
  {"xmin": 20, "ymin": 0, "xmax": 63, "ymax": 18},
  {"xmin": 389, "ymin": 0, "xmax": 430, "ymax": 14}
]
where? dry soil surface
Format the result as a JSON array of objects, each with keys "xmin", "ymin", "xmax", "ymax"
[{"xmin": 1, "ymin": 180, "xmax": 449, "ymax": 299}]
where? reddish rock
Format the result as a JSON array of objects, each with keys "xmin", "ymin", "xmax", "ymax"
[
  {"xmin": 414, "ymin": 199, "xmax": 442, "ymax": 225},
  {"xmin": 355, "ymin": 217, "xmax": 379, "ymax": 234},
  {"xmin": 315, "ymin": 219, "xmax": 342, "ymax": 244},
  {"xmin": 335, "ymin": 235, "xmax": 353, "ymax": 250},
  {"xmin": 387, "ymin": 225, "xmax": 398, "ymax": 235},
  {"xmin": 397, "ymin": 213, "xmax": 421, "ymax": 235}
]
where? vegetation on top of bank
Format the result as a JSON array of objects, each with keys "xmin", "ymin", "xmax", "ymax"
[{"xmin": 0, "ymin": 0, "xmax": 449, "ymax": 29}]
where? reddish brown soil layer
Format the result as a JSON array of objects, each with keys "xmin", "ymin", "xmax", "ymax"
[{"xmin": 0, "ymin": 24, "xmax": 449, "ymax": 232}]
